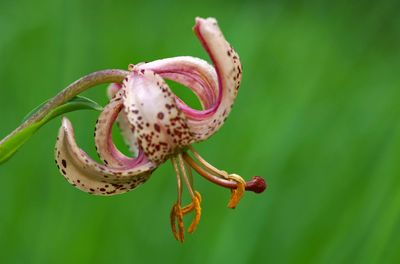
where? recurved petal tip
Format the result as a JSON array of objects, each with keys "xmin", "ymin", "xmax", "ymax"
[
  {"xmin": 107, "ymin": 83, "xmax": 122, "ymax": 99},
  {"xmin": 190, "ymin": 16, "xmax": 243, "ymax": 142},
  {"xmin": 194, "ymin": 17, "xmax": 217, "ymax": 27},
  {"xmin": 55, "ymin": 116, "xmax": 155, "ymax": 196},
  {"xmin": 61, "ymin": 116, "xmax": 71, "ymax": 129}
]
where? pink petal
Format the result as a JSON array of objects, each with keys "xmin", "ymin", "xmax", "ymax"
[
  {"xmin": 94, "ymin": 91, "xmax": 146, "ymax": 168},
  {"xmin": 138, "ymin": 56, "xmax": 218, "ymax": 112},
  {"xmin": 186, "ymin": 17, "xmax": 242, "ymax": 141},
  {"xmin": 136, "ymin": 18, "xmax": 243, "ymax": 142},
  {"xmin": 107, "ymin": 83, "xmax": 139, "ymax": 156}
]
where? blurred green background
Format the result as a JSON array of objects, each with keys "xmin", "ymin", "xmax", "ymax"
[{"xmin": 1, "ymin": 0, "xmax": 400, "ymax": 263}]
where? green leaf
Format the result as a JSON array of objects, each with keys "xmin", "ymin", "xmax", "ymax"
[
  {"xmin": 0, "ymin": 96, "xmax": 103, "ymax": 164},
  {"xmin": 22, "ymin": 96, "xmax": 103, "ymax": 123}
]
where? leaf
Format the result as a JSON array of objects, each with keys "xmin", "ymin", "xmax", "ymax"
[{"xmin": 0, "ymin": 96, "xmax": 103, "ymax": 164}]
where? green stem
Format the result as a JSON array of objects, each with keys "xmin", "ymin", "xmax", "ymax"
[
  {"xmin": 0, "ymin": 69, "xmax": 129, "ymax": 163},
  {"xmin": 1, "ymin": 69, "xmax": 128, "ymax": 144}
]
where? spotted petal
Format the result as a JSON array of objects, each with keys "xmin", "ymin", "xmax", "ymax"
[
  {"xmin": 123, "ymin": 69, "xmax": 193, "ymax": 164},
  {"xmin": 94, "ymin": 91, "xmax": 147, "ymax": 169},
  {"xmin": 107, "ymin": 83, "xmax": 139, "ymax": 156},
  {"xmin": 185, "ymin": 17, "xmax": 242, "ymax": 139},
  {"xmin": 137, "ymin": 17, "xmax": 242, "ymax": 142},
  {"xmin": 138, "ymin": 56, "xmax": 218, "ymax": 112},
  {"xmin": 55, "ymin": 117, "xmax": 156, "ymax": 195}
]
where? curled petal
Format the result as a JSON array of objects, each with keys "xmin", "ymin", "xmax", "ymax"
[
  {"xmin": 107, "ymin": 83, "xmax": 139, "ymax": 156},
  {"xmin": 123, "ymin": 69, "xmax": 193, "ymax": 164},
  {"xmin": 138, "ymin": 56, "xmax": 218, "ymax": 111},
  {"xmin": 137, "ymin": 18, "xmax": 242, "ymax": 142},
  {"xmin": 107, "ymin": 82, "xmax": 122, "ymax": 99},
  {"xmin": 55, "ymin": 117, "xmax": 156, "ymax": 196},
  {"xmin": 94, "ymin": 91, "xmax": 146, "ymax": 168},
  {"xmin": 184, "ymin": 17, "xmax": 242, "ymax": 140}
]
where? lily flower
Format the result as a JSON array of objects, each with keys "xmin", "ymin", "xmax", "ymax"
[{"xmin": 2, "ymin": 17, "xmax": 266, "ymax": 242}]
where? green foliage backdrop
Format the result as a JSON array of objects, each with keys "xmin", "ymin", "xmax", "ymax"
[{"xmin": 1, "ymin": 0, "xmax": 399, "ymax": 263}]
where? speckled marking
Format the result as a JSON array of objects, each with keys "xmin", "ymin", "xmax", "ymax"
[{"xmin": 123, "ymin": 69, "xmax": 194, "ymax": 164}]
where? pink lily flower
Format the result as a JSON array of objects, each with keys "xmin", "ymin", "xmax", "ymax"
[{"xmin": 53, "ymin": 17, "xmax": 266, "ymax": 242}]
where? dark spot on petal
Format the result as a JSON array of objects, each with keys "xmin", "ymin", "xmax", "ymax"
[{"xmin": 154, "ymin": 124, "xmax": 161, "ymax": 133}]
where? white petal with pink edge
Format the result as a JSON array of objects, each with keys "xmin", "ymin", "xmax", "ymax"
[
  {"xmin": 107, "ymin": 83, "xmax": 139, "ymax": 156},
  {"xmin": 94, "ymin": 91, "xmax": 147, "ymax": 169},
  {"xmin": 187, "ymin": 17, "xmax": 242, "ymax": 140},
  {"xmin": 134, "ymin": 18, "xmax": 242, "ymax": 142}
]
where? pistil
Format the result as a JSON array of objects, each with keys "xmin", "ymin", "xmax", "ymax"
[
  {"xmin": 182, "ymin": 149, "xmax": 267, "ymax": 194},
  {"xmin": 170, "ymin": 157, "xmax": 184, "ymax": 241}
]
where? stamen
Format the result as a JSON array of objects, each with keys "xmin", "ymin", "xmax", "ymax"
[
  {"xmin": 182, "ymin": 152, "xmax": 267, "ymax": 193},
  {"xmin": 170, "ymin": 203, "xmax": 184, "ymax": 242},
  {"xmin": 171, "ymin": 158, "xmax": 182, "ymax": 204},
  {"xmin": 188, "ymin": 146, "xmax": 228, "ymax": 179},
  {"xmin": 178, "ymin": 154, "xmax": 202, "ymax": 234},
  {"xmin": 182, "ymin": 151, "xmax": 247, "ymax": 207},
  {"xmin": 169, "ymin": 155, "xmax": 203, "ymax": 242},
  {"xmin": 185, "ymin": 160, "xmax": 194, "ymax": 188},
  {"xmin": 178, "ymin": 154, "xmax": 195, "ymax": 199},
  {"xmin": 182, "ymin": 191, "xmax": 202, "ymax": 233},
  {"xmin": 227, "ymin": 174, "xmax": 245, "ymax": 209},
  {"xmin": 186, "ymin": 149, "xmax": 246, "ymax": 207},
  {"xmin": 170, "ymin": 157, "xmax": 184, "ymax": 242}
]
